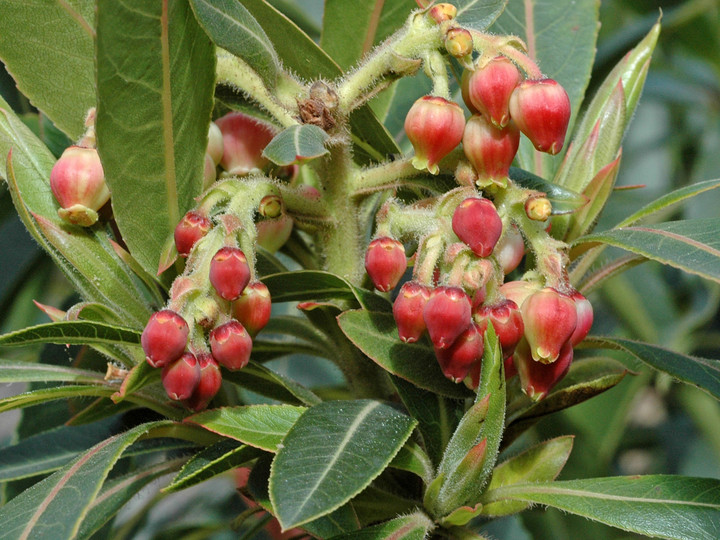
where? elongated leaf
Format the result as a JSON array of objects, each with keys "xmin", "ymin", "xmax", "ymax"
[
  {"xmin": 329, "ymin": 512, "xmax": 434, "ymax": 540},
  {"xmin": 77, "ymin": 459, "xmax": 183, "ymax": 540},
  {"xmin": 389, "ymin": 441, "xmax": 434, "ymax": 482},
  {"xmin": 190, "ymin": 0, "xmax": 280, "ymax": 87},
  {"xmin": 510, "ymin": 166, "xmax": 588, "ymax": 215},
  {"xmin": 111, "ymin": 362, "xmax": 159, "ymax": 404},
  {"xmin": 321, "ymin": 0, "xmax": 417, "ymax": 71},
  {"xmin": 338, "ymin": 310, "xmax": 472, "ymax": 399},
  {"xmin": 617, "ymin": 178, "xmax": 720, "ymax": 228},
  {"xmin": 0, "ymin": 321, "xmax": 141, "ymax": 348},
  {"xmin": 269, "ymin": 399, "xmax": 417, "ymax": 529},
  {"xmin": 493, "ymin": 0, "xmax": 599, "ymax": 177},
  {"xmin": 262, "ymin": 124, "xmax": 329, "ymax": 166},
  {"xmin": 223, "ymin": 361, "xmax": 321, "ymax": 406},
  {"xmin": 575, "ymin": 219, "xmax": 720, "ymax": 284},
  {"xmin": 96, "ymin": 0, "xmax": 215, "ymax": 276},
  {"xmin": 479, "ymin": 475, "xmax": 720, "ymax": 540},
  {"xmin": 0, "ymin": 385, "xmax": 114, "ymax": 415},
  {"xmin": 187, "ymin": 404, "xmax": 305, "ymax": 451},
  {"xmin": 0, "ymin": 421, "xmax": 173, "ymax": 540},
  {"xmin": 456, "ymin": 0, "xmax": 508, "ymax": 30},
  {"xmin": 480, "ymin": 436, "xmax": 573, "ymax": 517},
  {"xmin": 163, "ymin": 439, "xmax": 261, "ymax": 493},
  {"xmin": 584, "ymin": 336, "xmax": 720, "ymax": 401},
  {"xmin": 0, "ymin": 1, "xmax": 95, "ymax": 139},
  {"xmin": 0, "ymin": 359, "xmax": 104, "ymax": 384}
]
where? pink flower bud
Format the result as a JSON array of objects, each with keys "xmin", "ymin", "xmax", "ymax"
[
  {"xmin": 452, "ymin": 197, "xmax": 503, "ymax": 258},
  {"xmin": 393, "ymin": 281, "xmax": 432, "ymax": 343},
  {"xmin": 184, "ymin": 353, "xmax": 223, "ymax": 411},
  {"xmin": 256, "ymin": 215, "xmax": 293, "ymax": 254},
  {"xmin": 210, "ymin": 320, "xmax": 253, "ymax": 371},
  {"xmin": 209, "ymin": 247, "xmax": 251, "ymax": 301},
  {"xmin": 141, "ymin": 310, "xmax": 189, "ymax": 368},
  {"xmin": 50, "ymin": 146, "xmax": 109, "ymax": 227},
  {"xmin": 514, "ymin": 339, "xmax": 573, "ymax": 401},
  {"xmin": 207, "ymin": 121, "xmax": 224, "ymax": 165},
  {"xmin": 462, "ymin": 115, "xmax": 520, "ymax": 185},
  {"xmin": 405, "ymin": 96, "xmax": 465, "ymax": 175},
  {"xmin": 521, "ymin": 288, "xmax": 577, "ymax": 364},
  {"xmin": 473, "ymin": 299, "xmax": 524, "ymax": 359},
  {"xmin": 494, "ymin": 225, "xmax": 525, "ymax": 274},
  {"xmin": 215, "ymin": 112, "xmax": 275, "ymax": 175},
  {"xmin": 423, "ymin": 286, "xmax": 472, "ymax": 349},
  {"xmin": 365, "ymin": 237, "xmax": 407, "ymax": 292},
  {"xmin": 499, "ymin": 279, "xmax": 540, "ymax": 309},
  {"xmin": 232, "ymin": 281, "xmax": 272, "ymax": 337},
  {"xmin": 435, "ymin": 322, "xmax": 485, "ymax": 383},
  {"xmin": 174, "ymin": 211, "xmax": 212, "ymax": 257},
  {"xmin": 467, "ymin": 56, "xmax": 521, "ymax": 128},
  {"xmin": 509, "ymin": 79, "xmax": 571, "ymax": 155},
  {"xmin": 162, "ymin": 352, "xmax": 201, "ymax": 400},
  {"xmin": 570, "ymin": 291, "xmax": 593, "ymax": 346}
]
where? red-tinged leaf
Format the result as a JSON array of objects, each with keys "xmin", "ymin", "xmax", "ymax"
[{"xmin": 32, "ymin": 300, "xmax": 66, "ymax": 322}]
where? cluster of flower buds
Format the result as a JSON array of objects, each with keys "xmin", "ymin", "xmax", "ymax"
[
  {"xmin": 142, "ymin": 237, "xmax": 272, "ymax": 410},
  {"xmin": 404, "ymin": 47, "xmax": 571, "ymax": 187},
  {"xmin": 371, "ymin": 190, "xmax": 592, "ymax": 399}
]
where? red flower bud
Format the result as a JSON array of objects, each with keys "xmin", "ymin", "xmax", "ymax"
[
  {"xmin": 452, "ymin": 197, "xmax": 503, "ymax": 258},
  {"xmin": 393, "ymin": 281, "xmax": 432, "ymax": 343},
  {"xmin": 423, "ymin": 286, "xmax": 472, "ymax": 349},
  {"xmin": 499, "ymin": 279, "xmax": 540, "ymax": 309},
  {"xmin": 473, "ymin": 299, "xmax": 524, "ymax": 359},
  {"xmin": 494, "ymin": 225, "xmax": 525, "ymax": 274},
  {"xmin": 50, "ymin": 146, "xmax": 109, "ymax": 227},
  {"xmin": 462, "ymin": 115, "xmax": 520, "ymax": 185},
  {"xmin": 365, "ymin": 237, "xmax": 407, "ymax": 292},
  {"xmin": 215, "ymin": 112, "xmax": 275, "ymax": 175},
  {"xmin": 435, "ymin": 322, "xmax": 485, "ymax": 383},
  {"xmin": 467, "ymin": 56, "xmax": 521, "ymax": 128},
  {"xmin": 210, "ymin": 320, "xmax": 253, "ymax": 371},
  {"xmin": 161, "ymin": 352, "xmax": 201, "ymax": 400},
  {"xmin": 231, "ymin": 281, "xmax": 272, "ymax": 336},
  {"xmin": 509, "ymin": 79, "xmax": 571, "ymax": 155},
  {"xmin": 570, "ymin": 291, "xmax": 593, "ymax": 346},
  {"xmin": 460, "ymin": 70, "xmax": 479, "ymax": 115},
  {"xmin": 184, "ymin": 353, "xmax": 223, "ymax": 411},
  {"xmin": 174, "ymin": 211, "xmax": 212, "ymax": 257},
  {"xmin": 141, "ymin": 310, "xmax": 189, "ymax": 368},
  {"xmin": 521, "ymin": 288, "xmax": 577, "ymax": 364},
  {"xmin": 405, "ymin": 96, "xmax": 465, "ymax": 175},
  {"xmin": 209, "ymin": 247, "xmax": 251, "ymax": 301},
  {"xmin": 514, "ymin": 339, "xmax": 573, "ymax": 401}
]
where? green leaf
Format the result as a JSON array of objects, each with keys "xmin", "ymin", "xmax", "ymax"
[
  {"xmin": 77, "ymin": 459, "xmax": 183, "ymax": 540},
  {"xmin": 0, "ymin": 421, "xmax": 174, "ymax": 540},
  {"xmin": 617, "ymin": 178, "xmax": 720, "ymax": 228},
  {"xmin": 478, "ymin": 475, "xmax": 720, "ymax": 540},
  {"xmin": 584, "ymin": 336, "xmax": 720, "ymax": 401},
  {"xmin": 337, "ymin": 310, "xmax": 473, "ymax": 399},
  {"xmin": 269, "ymin": 399, "xmax": 417, "ymax": 529},
  {"xmin": 0, "ymin": 321, "xmax": 141, "ymax": 348},
  {"xmin": 163, "ymin": 439, "xmax": 261, "ymax": 493},
  {"xmin": 480, "ymin": 436, "xmax": 574, "ymax": 517},
  {"xmin": 320, "ymin": 0, "xmax": 416, "ymax": 71},
  {"xmin": 328, "ymin": 512, "xmax": 435, "ymax": 540},
  {"xmin": 0, "ymin": 1, "xmax": 95, "ymax": 139},
  {"xmin": 262, "ymin": 124, "xmax": 329, "ymax": 166},
  {"xmin": 433, "ymin": 326, "xmax": 506, "ymax": 515},
  {"xmin": 509, "ymin": 167, "xmax": 588, "ymax": 215},
  {"xmin": 0, "ymin": 385, "xmax": 114, "ymax": 415},
  {"xmin": 110, "ymin": 362, "xmax": 159, "ymax": 404},
  {"xmin": 0, "ymin": 359, "xmax": 104, "ymax": 384},
  {"xmin": 190, "ymin": 0, "xmax": 280, "ymax": 87},
  {"xmin": 574, "ymin": 219, "xmax": 720, "ymax": 284},
  {"xmin": 391, "ymin": 376, "xmax": 463, "ymax": 467},
  {"xmin": 223, "ymin": 361, "xmax": 321, "ymax": 406},
  {"xmin": 96, "ymin": 0, "xmax": 216, "ymax": 276},
  {"xmin": 187, "ymin": 404, "xmax": 306, "ymax": 452},
  {"xmin": 504, "ymin": 357, "xmax": 627, "ymax": 447},
  {"xmin": 456, "ymin": 0, "xmax": 508, "ymax": 31},
  {"xmin": 389, "ymin": 441, "xmax": 434, "ymax": 482},
  {"xmin": 492, "ymin": 0, "xmax": 599, "ymax": 178}
]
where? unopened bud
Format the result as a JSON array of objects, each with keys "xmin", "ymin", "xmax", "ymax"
[
  {"xmin": 429, "ymin": 3, "xmax": 457, "ymax": 24},
  {"xmin": 444, "ymin": 27, "xmax": 473, "ymax": 59},
  {"xmin": 525, "ymin": 195, "xmax": 552, "ymax": 221}
]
